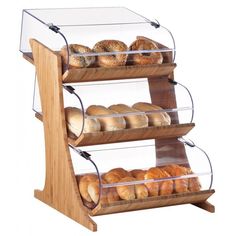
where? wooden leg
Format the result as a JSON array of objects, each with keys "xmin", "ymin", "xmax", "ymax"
[
  {"xmin": 30, "ymin": 39, "xmax": 97, "ymax": 232},
  {"xmin": 192, "ymin": 201, "xmax": 215, "ymax": 213}
]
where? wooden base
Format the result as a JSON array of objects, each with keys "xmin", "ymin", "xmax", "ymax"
[
  {"xmin": 34, "ymin": 189, "xmax": 97, "ymax": 231},
  {"xmin": 192, "ymin": 200, "xmax": 215, "ymax": 213},
  {"xmin": 89, "ymin": 190, "xmax": 215, "ymax": 216}
]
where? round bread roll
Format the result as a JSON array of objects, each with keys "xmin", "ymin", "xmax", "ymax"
[
  {"xmin": 93, "ymin": 40, "xmax": 128, "ymax": 67},
  {"xmin": 103, "ymin": 168, "xmax": 130, "ymax": 183},
  {"xmin": 116, "ymin": 177, "xmax": 136, "ymax": 201},
  {"xmin": 132, "ymin": 102, "xmax": 171, "ymax": 126},
  {"xmin": 87, "ymin": 179, "xmax": 108, "ymax": 204},
  {"xmin": 78, "ymin": 174, "xmax": 98, "ymax": 202},
  {"xmin": 128, "ymin": 37, "xmax": 163, "ymax": 65},
  {"xmin": 65, "ymin": 107, "xmax": 101, "ymax": 136},
  {"xmin": 109, "ymin": 104, "xmax": 148, "ymax": 129},
  {"xmin": 162, "ymin": 164, "xmax": 189, "ymax": 193},
  {"xmin": 60, "ymin": 44, "xmax": 95, "ymax": 68},
  {"xmin": 86, "ymin": 105, "xmax": 126, "ymax": 131}
]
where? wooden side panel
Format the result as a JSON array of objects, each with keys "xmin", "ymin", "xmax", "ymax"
[
  {"xmin": 148, "ymin": 75, "xmax": 190, "ymax": 167},
  {"xmin": 30, "ymin": 39, "xmax": 97, "ymax": 231}
]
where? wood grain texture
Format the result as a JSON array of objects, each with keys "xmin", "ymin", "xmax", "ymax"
[
  {"xmin": 62, "ymin": 63, "xmax": 176, "ymax": 83},
  {"xmin": 90, "ymin": 190, "xmax": 215, "ymax": 216},
  {"xmin": 35, "ymin": 113, "xmax": 194, "ymax": 147},
  {"xmin": 192, "ymin": 200, "xmax": 215, "ymax": 213},
  {"xmin": 69, "ymin": 123, "xmax": 195, "ymax": 147},
  {"xmin": 30, "ymin": 39, "xmax": 97, "ymax": 231}
]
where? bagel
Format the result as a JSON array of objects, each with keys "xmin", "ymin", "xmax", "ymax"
[
  {"xmin": 60, "ymin": 44, "xmax": 95, "ymax": 68},
  {"xmin": 128, "ymin": 37, "xmax": 163, "ymax": 65},
  {"xmin": 93, "ymin": 40, "xmax": 128, "ymax": 67}
]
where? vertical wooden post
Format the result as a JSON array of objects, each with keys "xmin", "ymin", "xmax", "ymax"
[{"xmin": 30, "ymin": 39, "xmax": 97, "ymax": 231}]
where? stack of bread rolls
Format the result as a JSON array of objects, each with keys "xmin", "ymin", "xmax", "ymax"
[
  {"xmin": 60, "ymin": 36, "xmax": 164, "ymax": 69},
  {"xmin": 65, "ymin": 102, "xmax": 171, "ymax": 137},
  {"xmin": 77, "ymin": 164, "xmax": 201, "ymax": 208}
]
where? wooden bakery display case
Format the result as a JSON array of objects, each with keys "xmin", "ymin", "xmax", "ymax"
[{"xmin": 20, "ymin": 7, "xmax": 215, "ymax": 231}]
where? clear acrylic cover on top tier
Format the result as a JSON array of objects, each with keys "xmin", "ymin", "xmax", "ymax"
[{"xmin": 20, "ymin": 7, "xmax": 175, "ymax": 71}]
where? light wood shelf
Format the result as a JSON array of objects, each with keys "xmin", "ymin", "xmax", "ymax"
[
  {"xmin": 35, "ymin": 112, "xmax": 194, "ymax": 147},
  {"xmin": 23, "ymin": 52, "xmax": 176, "ymax": 83},
  {"xmin": 90, "ymin": 190, "xmax": 215, "ymax": 216},
  {"xmin": 62, "ymin": 63, "xmax": 176, "ymax": 83}
]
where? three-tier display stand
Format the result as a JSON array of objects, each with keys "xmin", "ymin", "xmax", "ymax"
[{"xmin": 21, "ymin": 7, "xmax": 215, "ymax": 232}]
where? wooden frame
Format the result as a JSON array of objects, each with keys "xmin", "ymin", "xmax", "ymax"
[{"xmin": 24, "ymin": 38, "xmax": 215, "ymax": 232}]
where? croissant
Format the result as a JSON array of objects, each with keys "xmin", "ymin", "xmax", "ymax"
[{"xmin": 162, "ymin": 164, "xmax": 189, "ymax": 193}]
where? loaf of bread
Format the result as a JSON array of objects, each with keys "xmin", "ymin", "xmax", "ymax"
[
  {"xmin": 162, "ymin": 164, "xmax": 189, "ymax": 193},
  {"xmin": 132, "ymin": 102, "xmax": 171, "ymax": 126},
  {"xmin": 86, "ymin": 105, "xmax": 126, "ymax": 131},
  {"xmin": 109, "ymin": 104, "xmax": 148, "ymax": 129},
  {"xmin": 65, "ymin": 107, "xmax": 101, "ymax": 136}
]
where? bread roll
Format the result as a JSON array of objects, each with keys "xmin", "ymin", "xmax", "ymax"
[
  {"xmin": 132, "ymin": 102, "xmax": 171, "ymax": 126},
  {"xmin": 130, "ymin": 169, "xmax": 146, "ymax": 180},
  {"xmin": 87, "ymin": 179, "xmax": 108, "ymax": 204},
  {"xmin": 162, "ymin": 164, "xmax": 189, "ymax": 193},
  {"xmin": 107, "ymin": 187, "xmax": 120, "ymax": 203},
  {"xmin": 186, "ymin": 168, "xmax": 201, "ymax": 192},
  {"xmin": 86, "ymin": 105, "xmax": 126, "ymax": 131},
  {"xmin": 103, "ymin": 168, "xmax": 130, "ymax": 183},
  {"xmin": 145, "ymin": 167, "xmax": 173, "ymax": 196},
  {"xmin": 116, "ymin": 177, "xmax": 136, "ymax": 200},
  {"xmin": 78, "ymin": 174, "xmax": 98, "ymax": 202},
  {"xmin": 65, "ymin": 107, "xmax": 101, "ymax": 136},
  {"xmin": 109, "ymin": 104, "xmax": 148, "ymax": 129}
]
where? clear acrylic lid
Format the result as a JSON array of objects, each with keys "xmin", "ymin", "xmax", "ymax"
[{"xmin": 20, "ymin": 7, "xmax": 176, "ymax": 66}]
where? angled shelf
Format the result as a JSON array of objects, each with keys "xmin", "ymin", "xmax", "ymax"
[
  {"xmin": 90, "ymin": 190, "xmax": 215, "ymax": 216},
  {"xmin": 23, "ymin": 53, "xmax": 176, "ymax": 83},
  {"xmin": 35, "ymin": 113, "xmax": 194, "ymax": 147}
]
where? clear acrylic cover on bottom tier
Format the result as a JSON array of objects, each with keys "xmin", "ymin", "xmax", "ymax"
[{"xmin": 70, "ymin": 138, "xmax": 213, "ymax": 209}]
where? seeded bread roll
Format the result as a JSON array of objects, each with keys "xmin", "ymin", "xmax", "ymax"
[
  {"xmin": 65, "ymin": 107, "xmax": 101, "ymax": 136},
  {"xmin": 86, "ymin": 105, "xmax": 126, "ymax": 131},
  {"xmin": 109, "ymin": 104, "xmax": 148, "ymax": 129},
  {"xmin": 132, "ymin": 102, "xmax": 171, "ymax": 126}
]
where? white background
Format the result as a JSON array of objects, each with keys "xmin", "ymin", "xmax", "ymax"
[{"xmin": 1, "ymin": 0, "xmax": 235, "ymax": 235}]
